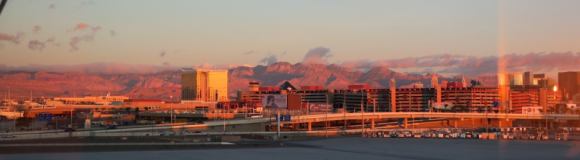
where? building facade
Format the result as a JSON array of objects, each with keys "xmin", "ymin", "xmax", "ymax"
[
  {"xmin": 181, "ymin": 69, "xmax": 228, "ymax": 102},
  {"xmin": 558, "ymin": 71, "xmax": 580, "ymax": 102}
]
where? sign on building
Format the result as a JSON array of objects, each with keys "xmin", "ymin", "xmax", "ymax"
[
  {"xmin": 522, "ymin": 106, "xmax": 542, "ymax": 114},
  {"xmin": 432, "ymin": 102, "xmax": 454, "ymax": 110},
  {"xmin": 262, "ymin": 95, "xmax": 288, "ymax": 109},
  {"xmin": 309, "ymin": 103, "xmax": 333, "ymax": 112}
]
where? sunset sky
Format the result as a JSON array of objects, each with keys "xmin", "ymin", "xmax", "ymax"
[{"xmin": 1, "ymin": 0, "xmax": 579, "ymax": 77}]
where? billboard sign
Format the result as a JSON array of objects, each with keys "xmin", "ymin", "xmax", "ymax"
[
  {"xmin": 566, "ymin": 103, "xmax": 577, "ymax": 109},
  {"xmin": 309, "ymin": 103, "xmax": 333, "ymax": 112},
  {"xmin": 262, "ymin": 95, "xmax": 287, "ymax": 109},
  {"xmin": 432, "ymin": 102, "xmax": 453, "ymax": 110},
  {"xmin": 522, "ymin": 106, "xmax": 541, "ymax": 114}
]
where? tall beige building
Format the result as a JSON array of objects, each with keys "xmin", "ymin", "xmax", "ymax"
[{"xmin": 181, "ymin": 69, "xmax": 228, "ymax": 102}]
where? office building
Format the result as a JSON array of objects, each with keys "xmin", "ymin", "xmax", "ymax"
[
  {"xmin": 499, "ymin": 72, "xmax": 524, "ymax": 86},
  {"xmin": 181, "ymin": 69, "xmax": 228, "ymax": 102},
  {"xmin": 524, "ymin": 72, "xmax": 534, "ymax": 86},
  {"xmin": 558, "ymin": 71, "xmax": 580, "ymax": 102}
]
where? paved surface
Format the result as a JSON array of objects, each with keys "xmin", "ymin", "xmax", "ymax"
[{"xmin": 1, "ymin": 137, "xmax": 580, "ymax": 160}]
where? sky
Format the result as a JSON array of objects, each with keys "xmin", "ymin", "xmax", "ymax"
[{"xmin": 0, "ymin": 0, "xmax": 579, "ymax": 77}]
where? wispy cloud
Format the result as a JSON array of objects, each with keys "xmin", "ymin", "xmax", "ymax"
[{"xmin": 244, "ymin": 51, "xmax": 254, "ymax": 55}]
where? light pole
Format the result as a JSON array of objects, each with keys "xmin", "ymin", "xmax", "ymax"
[
  {"xmin": 223, "ymin": 105, "xmax": 226, "ymax": 133},
  {"xmin": 325, "ymin": 94, "xmax": 328, "ymax": 138},
  {"xmin": 361, "ymin": 90, "xmax": 364, "ymax": 137},
  {"xmin": 170, "ymin": 96, "xmax": 173, "ymax": 123},
  {"xmin": 13, "ymin": 110, "xmax": 16, "ymax": 132},
  {"xmin": 343, "ymin": 92, "xmax": 346, "ymax": 133},
  {"xmin": 70, "ymin": 104, "xmax": 73, "ymax": 128}
]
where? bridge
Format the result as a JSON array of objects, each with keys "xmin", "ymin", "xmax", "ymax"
[
  {"xmin": 279, "ymin": 112, "xmax": 580, "ymax": 130},
  {"xmin": 286, "ymin": 112, "xmax": 580, "ymax": 122}
]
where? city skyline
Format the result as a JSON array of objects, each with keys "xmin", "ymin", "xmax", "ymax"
[{"xmin": 1, "ymin": 0, "xmax": 580, "ymax": 78}]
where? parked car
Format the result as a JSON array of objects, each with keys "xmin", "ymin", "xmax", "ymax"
[
  {"xmin": 196, "ymin": 120, "xmax": 204, "ymax": 124},
  {"xmin": 107, "ymin": 125, "xmax": 117, "ymax": 129},
  {"xmin": 64, "ymin": 128, "xmax": 76, "ymax": 132}
]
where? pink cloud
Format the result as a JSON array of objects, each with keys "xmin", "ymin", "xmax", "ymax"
[
  {"xmin": 67, "ymin": 23, "xmax": 102, "ymax": 51},
  {"xmin": 28, "ymin": 40, "xmax": 46, "ymax": 52},
  {"xmin": 33, "ymin": 26, "xmax": 41, "ymax": 34},
  {"xmin": 0, "ymin": 32, "xmax": 25, "ymax": 44}
]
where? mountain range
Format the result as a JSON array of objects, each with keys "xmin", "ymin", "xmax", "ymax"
[{"xmin": 0, "ymin": 62, "xmax": 497, "ymax": 100}]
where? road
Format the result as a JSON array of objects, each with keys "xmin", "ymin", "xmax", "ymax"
[{"xmin": 1, "ymin": 137, "xmax": 579, "ymax": 160}]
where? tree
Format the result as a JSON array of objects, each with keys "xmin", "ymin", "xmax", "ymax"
[
  {"xmin": 15, "ymin": 117, "xmax": 31, "ymax": 128},
  {"xmin": 94, "ymin": 108, "xmax": 100, "ymax": 112},
  {"xmin": 144, "ymin": 107, "xmax": 149, "ymax": 111},
  {"xmin": 125, "ymin": 107, "xmax": 132, "ymax": 114}
]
